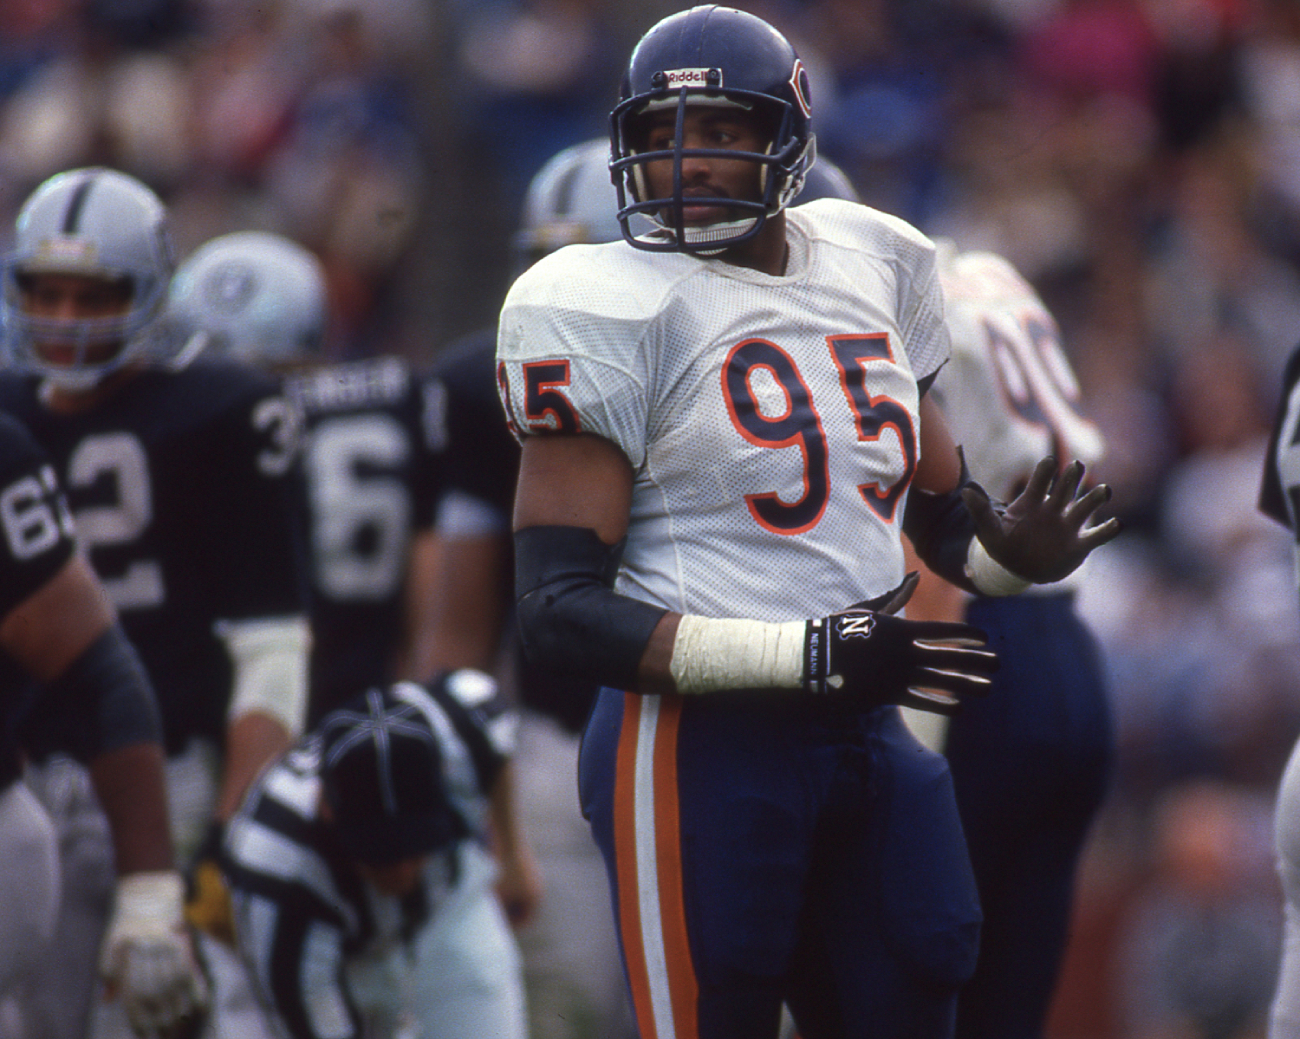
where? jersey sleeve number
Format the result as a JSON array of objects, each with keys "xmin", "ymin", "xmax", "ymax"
[
  {"xmin": 67, "ymin": 433, "xmax": 164, "ymax": 610},
  {"xmin": 522, "ymin": 362, "xmax": 581, "ymax": 434},
  {"xmin": 0, "ymin": 465, "xmax": 74, "ymax": 563},
  {"xmin": 722, "ymin": 335, "xmax": 917, "ymax": 535},
  {"xmin": 306, "ymin": 413, "xmax": 413, "ymax": 601}
]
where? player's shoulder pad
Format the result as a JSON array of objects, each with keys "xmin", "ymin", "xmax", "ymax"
[
  {"xmin": 0, "ymin": 370, "xmax": 41, "ymax": 418},
  {"xmin": 504, "ymin": 239, "xmax": 686, "ymax": 320},
  {"xmin": 0, "ymin": 410, "xmax": 51, "ymax": 480},
  {"xmin": 937, "ymin": 248, "xmax": 1036, "ymax": 306},
  {"xmin": 151, "ymin": 354, "xmax": 286, "ymax": 424},
  {"xmin": 428, "ymin": 327, "xmax": 494, "ymax": 390},
  {"xmin": 791, "ymin": 197, "xmax": 934, "ymax": 255}
]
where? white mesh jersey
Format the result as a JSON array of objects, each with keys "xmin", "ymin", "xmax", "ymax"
[
  {"xmin": 498, "ymin": 199, "xmax": 950, "ymax": 622},
  {"xmin": 932, "ymin": 245, "xmax": 1105, "ymax": 504}
]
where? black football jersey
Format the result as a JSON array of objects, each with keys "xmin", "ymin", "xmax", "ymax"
[
  {"xmin": 0, "ymin": 357, "xmax": 308, "ymax": 756},
  {"xmin": 430, "ymin": 330, "xmax": 597, "ymax": 733},
  {"xmin": 432, "ymin": 329, "xmax": 519, "ymax": 518},
  {"xmin": 281, "ymin": 356, "xmax": 445, "ymax": 721},
  {"xmin": 1262, "ymin": 342, "xmax": 1300, "ymax": 539},
  {"xmin": 0, "ymin": 412, "xmax": 78, "ymax": 783}
]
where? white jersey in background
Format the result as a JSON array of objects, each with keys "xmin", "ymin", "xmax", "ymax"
[
  {"xmin": 498, "ymin": 199, "xmax": 951, "ymax": 620},
  {"xmin": 933, "ymin": 244, "xmax": 1105, "ymax": 502}
]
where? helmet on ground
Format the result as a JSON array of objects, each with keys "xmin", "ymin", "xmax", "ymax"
[
  {"xmin": 2, "ymin": 167, "xmax": 175, "ymax": 390},
  {"xmin": 610, "ymin": 5, "xmax": 815, "ymax": 254},
  {"xmin": 168, "ymin": 231, "xmax": 327, "ymax": 365}
]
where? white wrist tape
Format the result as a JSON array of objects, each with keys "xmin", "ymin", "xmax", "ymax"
[
  {"xmin": 101, "ymin": 871, "xmax": 185, "ymax": 972},
  {"xmin": 963, "ymin": 539, "xmax": 1032, "ymax": 596},
  {"xmin": 215, "ymin": 616, "xmax": 311, "ymax": 737},
  {"xmin": 669, "ymin": 615, "xmax": 805, "ymax": 695}
]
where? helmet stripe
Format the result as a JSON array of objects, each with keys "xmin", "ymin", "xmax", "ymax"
[
  {"xmin": 59, "ymin": 172, "xmax": 97, "ymax": 235},
  {"xmin": 553, "ymin": 158, "xmax": 587, "ymax": 221}
]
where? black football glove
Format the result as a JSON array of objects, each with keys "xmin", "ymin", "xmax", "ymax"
[
  {"xmin": 803, "ymin": 592, "xmax": 998, "ymax": 714},
  {"xmin": 962, "ymin": 457, "xmax": 1121, "ymax": 585}
]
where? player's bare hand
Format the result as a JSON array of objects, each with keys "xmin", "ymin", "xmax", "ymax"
[
  {"xmin": 962, "ymin": 457, "xmax": 1120, "ymax": 585},
  {"xmin": 495, "ymin": 843, "xmax": 544, "ymax": 930}
]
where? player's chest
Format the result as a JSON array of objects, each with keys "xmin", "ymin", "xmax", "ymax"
[{"xmin": 649, "ymin": 299, "xmax": 919, "ymax": 455}]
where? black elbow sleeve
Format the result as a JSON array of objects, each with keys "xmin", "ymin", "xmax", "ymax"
[
  {"xmin": 901, "ymin": 452, "xmax": 982, "ymax": 595},
  {"xmin": 22, "ymin": 625, "xmax": 163, "ymax": 763},
  {"xmin": 514, "ymin": 526, "xmax": 667, "ymax": 692}
]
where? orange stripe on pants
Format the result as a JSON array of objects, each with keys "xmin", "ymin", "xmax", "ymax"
[{"xmin": 613, "ymin": 693, "xmax": 699, "ymax": 1039}]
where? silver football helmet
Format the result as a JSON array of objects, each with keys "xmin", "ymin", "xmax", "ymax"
[
  {"xmin": 168, "ymin": 231, "xmax": 327, "ymax": 365},
  {"xmin": 514, "ymin": 138, "xmax": 632, "ymax": 269},
  {"xmin": 2, "ymin": 167, "xmax": 176, "ymax": 390}
]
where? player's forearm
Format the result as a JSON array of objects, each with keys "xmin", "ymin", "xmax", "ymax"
[
  {"xmin": 216, "ymin": 712, "xmax": 291, "ymax": 821},
  {"xmin": 405, "ymin": 532, "xmax": 508, "ymax": 679},
  {"xmin": 487, "ymin": 762, "xmax": 542, "ymax": 926},
  {"xmin": 89, "ymin": 741, "xmax": 174, "ymax": 874},
  {"xmin": 514, "ymin": 525, "xmax": 669, "ymax": 693}
]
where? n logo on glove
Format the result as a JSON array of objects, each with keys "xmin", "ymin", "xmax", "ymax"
[{"xmin": 835, "ymin": 614, "xmax": 876, "ymax": 640}]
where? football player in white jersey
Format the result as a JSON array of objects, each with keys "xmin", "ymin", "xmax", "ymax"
[
  {"xmin": 900, "ymin": 243, "xmax": 1114, "ymax": 1039},
  {"xmin": 1260, "ymin": 342, "xmax": 1300, "ymax": 1038},
  {"xmin": 495, "ymin": 6, "xmax": 1120, "ymax": 1038}
]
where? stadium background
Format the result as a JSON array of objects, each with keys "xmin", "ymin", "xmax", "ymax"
[{"xmin": 1, "ymin": 0, "xmax": 1297, "ymax": 1035}]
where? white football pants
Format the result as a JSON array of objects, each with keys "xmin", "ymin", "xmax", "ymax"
[{"xmin": 1273, "ymin": 738, "xmax": 1300, "ymax": 1038}]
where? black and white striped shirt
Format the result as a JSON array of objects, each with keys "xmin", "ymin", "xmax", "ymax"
[{"xmin": 224, "ymin": 672, "xmax": 513, "ymax": 1039}]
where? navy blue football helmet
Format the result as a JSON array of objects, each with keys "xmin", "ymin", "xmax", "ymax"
[{"xmin": 610, "ymin": 5, "xmax": 816, "ymax": 253}]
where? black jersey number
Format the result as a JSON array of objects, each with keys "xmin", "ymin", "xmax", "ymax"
[
  {"xmin": 305, "ymin": 413, "xmax": 412, "ymax": 601},
  {"xmin": 67, "ymin": 433, "xmax": 164, "ymax": 609},
  {"xmin": 722, "ymin": 336, "xmax": 918, "ymax": 535}
]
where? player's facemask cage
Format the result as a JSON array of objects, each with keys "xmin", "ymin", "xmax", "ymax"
[
  {"xmin": 3, "ymin": 267, "xmax": 170, "ymax": 392},
  {"xmin": 610, "ymin": 77, "xmax": 815, "ymax": 255}
]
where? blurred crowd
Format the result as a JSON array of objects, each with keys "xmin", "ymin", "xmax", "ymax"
[{"xmin": 3, "ymin": 0, "xmax": 1300, "ymax": 1036}]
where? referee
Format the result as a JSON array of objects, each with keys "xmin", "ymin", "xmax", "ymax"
[{"xmin": 223, "ymin": 675, "xmax": 527, "ymax": 1039}]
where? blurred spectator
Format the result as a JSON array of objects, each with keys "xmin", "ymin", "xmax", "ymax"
[{"xmin": 1112, "ymin": 780, "xmax": 1280, "ymax": 1039}]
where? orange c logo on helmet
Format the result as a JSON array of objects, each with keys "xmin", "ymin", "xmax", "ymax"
[{"xmin": 789, "ymin": 60, "xmax": 812, "ymax": 119}]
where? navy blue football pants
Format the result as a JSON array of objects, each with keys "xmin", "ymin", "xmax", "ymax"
[
  {"xmin": 579, "ymin": 691, "xmax": 982, "ymax": 1039},
  {"xmin": 947, "ymin": 592, "xmax": 1114, "ymax": 1039}
]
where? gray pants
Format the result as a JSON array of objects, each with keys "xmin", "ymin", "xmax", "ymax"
[{"xmin": 0, "ymin": 780, "xmax": 62, "ymax": 1038}]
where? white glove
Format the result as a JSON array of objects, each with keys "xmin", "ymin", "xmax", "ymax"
[{"xmin": 100, "ymin": 871, "xmax": 210, "ymax": 1037}]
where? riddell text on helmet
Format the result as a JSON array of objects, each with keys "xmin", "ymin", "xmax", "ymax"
[{"xmin": 663, "ymin": 67, "xmax": 720, "ymax": 90}]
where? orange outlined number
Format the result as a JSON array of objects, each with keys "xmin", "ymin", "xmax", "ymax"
[
  {"xmin": 522, "ymin": 361, "xmax": 581, "ymax": 434},
  {"xmin": 722, "ymin": 334, "xmax": 918, "ymax": 535},
  {"xmin": 722, "ymin": 338, "xmax": 830, "ymax": 535},
  {"xmin": 828, "ymin": 333, "xmax": 917, "ymax": 523}
]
